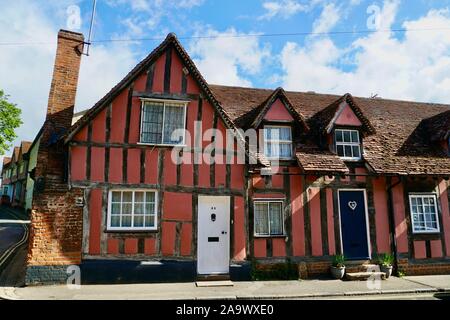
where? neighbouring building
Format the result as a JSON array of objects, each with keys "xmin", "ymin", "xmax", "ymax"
[
  {"xmin": 24, "ymin": 30, "xmax": 450, "ymax": 285},
  {"xmin": 1, "ymin": 157, "xmax": 12, "ymax": 201},
  {"xmin": 0, "ymin": 141, "xmax": 32, "ymax": 207}
]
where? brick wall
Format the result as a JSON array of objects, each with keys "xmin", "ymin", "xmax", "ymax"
[{"xmin": 26, "ymin": 30, "xmax": 84, "ymax": 284}]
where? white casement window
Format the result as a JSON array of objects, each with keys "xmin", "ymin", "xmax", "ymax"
[
  {"xmin": 140, "ymin": 100, "xmax": 187, "ymax": 146},
  {"xmin": 107, "ymin": 190, "xmax": 157, "ymax": 231},
  {"xmin": 335, "ymin": 129, "xmax": 362, "ymax": 160},
  {"xmin": 409, "ymin": 194, "xmax": 440, "ymax": 234},
  {"xmin": 254, "ymin": 200, "xmax": 284, "ymax": 236},
  {"xmin": 263, "ymin": 126, "xmax": 293, "ymax": 159}
]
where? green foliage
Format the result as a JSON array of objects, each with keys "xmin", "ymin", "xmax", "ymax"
[
  {"xmin": 397, "ymin": 270, "xmax": 406, "ymax": 278},
  {"xmin": 0, "ymin": 90, "xmax": 22, "ymax": 155},
  {"xmin": 251, "ymin": 258, "xmax": 299, "ymax": 281},
  {"xmin": 377, "ymin": 253, "xmax": 395, "ymax": 267},
  {"xmin": 332, "ymin": 254, "xmax": 345, "ymax": 268}
]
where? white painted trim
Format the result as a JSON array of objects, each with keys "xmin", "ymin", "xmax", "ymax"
[
  {"xmin": 335, "ymin": 129, "xmax": 362, "ymax": 160},
  {"xmin": 139, "ymin": 97, "xmax": 191, "ymax": 104},
  {"xmin": 197, "ymin": 195, "xmax": 230, "ymax": 275},
  {"xmin": 337, "ymin": 189, "xmax": 371, "ymax": 259},
  {"xmin": 253, "ymin": 199, "xmax": 285, "ymax": 237},
  {"xmin": 408, "ymin": 193, "xmax": 440, "ymax": 234},
  {"xmin": 263, "ymin": 125, "xmax": 293, "ymax": 160},
  {"xmin": 106, "ymin": 189, "xmax": 158, "ymax": 231}
]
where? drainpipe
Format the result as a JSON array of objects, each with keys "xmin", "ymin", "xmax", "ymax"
[{"xmin": 386, "ymin": 176, "xmax": 402, "ymax": 275}]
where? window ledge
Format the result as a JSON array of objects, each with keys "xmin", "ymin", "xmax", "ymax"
[
  {"xmin": 137, "ymin": 142, "xmax": 186, "ymax": 148},
  {"xmin": 253, "ymin": 235, "xmax": 287, "ymax": 239},
  {"xmin": 105, "ymin": 229, "xmax": 158, "ymax": 234}
]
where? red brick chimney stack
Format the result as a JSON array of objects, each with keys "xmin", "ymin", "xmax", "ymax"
[{"xmin": 46, "ymin": 29, "xmax": 84, "ymax": 128}]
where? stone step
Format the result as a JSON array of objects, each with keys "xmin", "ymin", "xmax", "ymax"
[
  {"xmin": 346, "ymin": 264, "xmax": 380, "ymax": 273},
  {"xmin": 345, "ymin": 271, "xmax": 386, "ymax": 281},
  {"xmin": 196, "ymin": 274, "xmax": 231, "ymax": 282}
]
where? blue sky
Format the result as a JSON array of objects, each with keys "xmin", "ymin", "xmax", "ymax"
[{"xmin": 1, "ymin": 0, "xmax": 450, "ymax": 164}]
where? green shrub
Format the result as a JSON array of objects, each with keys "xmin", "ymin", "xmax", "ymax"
[
  {"xmin": 377, "ymin": 253, "xmax": 395, "ymax": 267},
  {"xmin": 332, "ymin": 255, "xmax": 345, "ymax": 268}
]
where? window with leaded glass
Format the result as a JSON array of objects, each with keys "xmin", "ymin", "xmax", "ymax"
[
  {"xmin": 254, "ymin": 201, "xmax": 284, "ymax": 236},
  {"xmin": 108, "ymin": 190, "xmax": 157, "ymax": 231},
  {"xmin": 409, "ymin": 194, "xmax": 440, "ymax": 234},
  {"xmin": 335, "ymin": 129, "xmax": 362, "ymax": 160},
  {"xmin": 263, "ymin": 126, "xmax": 293, "ymax": 159},
  {"xmin": 140, "ymin": 100, "xmax": 187, "ymax": 145}
]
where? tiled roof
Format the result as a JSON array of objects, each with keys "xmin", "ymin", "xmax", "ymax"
[
  {"xmin": 63, "ymin": 34, "xmax": 449, "ymax": 176},
  {"xmin": 421, "ymin": 110, "xmax": 450, "ymax": 142},
  {"xmin": 296, "ymin": 150, "xmax": 349, "ymax": 174},
  {"xmin": 2, "ymin": 157, "xmax": 11, "ymax": 166},
  {"xmin": 308, "ymin": 93, "xmax": 375, "ymax": 136},
  {"xmin": 20, "ymin": 141, "xmax": 32, "ymax": 155},
  {"xmin": 210, "ymin": 85, "xmax": 450, "ymax": 176}
]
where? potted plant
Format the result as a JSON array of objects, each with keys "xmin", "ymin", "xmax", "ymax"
[
  {"xmin": 378, "ymin": 253, "xmax": 394, "ymax": 278},
  {"xmin": 330, "ymin": 255, "xmax": 346, "ymax": 279}
]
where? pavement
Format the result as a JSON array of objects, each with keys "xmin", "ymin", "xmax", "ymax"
[
  {"xmin": 1, "ymin": 275, "xmax": 450, "ymax": 300},
  {"xmin": 0, "ymin": 206, "xmax": 29, "ymax": 287}
]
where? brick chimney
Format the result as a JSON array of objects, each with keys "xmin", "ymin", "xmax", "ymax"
[
  {"xmin": 46, "ymin": 29, "xmax": 84, "ymax": 131},
  {"xmin": 26, "ymin": 30, "xmax": 85, "ymax": 285},
  {"xmin": 34, "ymin": 30, "xmax": 84, "ymax": 179}
]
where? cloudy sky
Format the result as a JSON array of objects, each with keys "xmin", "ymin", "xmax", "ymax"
[{"xmin": 1, "ymin": 0, "xmax": 450, "ymax": 165}]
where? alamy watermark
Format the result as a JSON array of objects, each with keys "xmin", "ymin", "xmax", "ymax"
[
  {"xmin": 66, "ymin": 265, "xmax": 81, "ymax": 289},
  {"xmin": 366, "ymin": 4, "xmax": 382, "ymax": 30},
  {"xmin": 66, "ymin": 5, "xmax": 82, "ymax": 31}
]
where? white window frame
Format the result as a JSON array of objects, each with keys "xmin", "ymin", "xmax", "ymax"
[
  {"xmin": 253, "ymin": 199, "xmax": 285, "ymax": 237},
  {"xmin": 139, "ymin": 98, "xmax": 188, "ymax": 147},
  {"xmin": 335, "ymin": 128, "xmax": 362, "ymax": 161},
  {"xmin": 408, "ymin": 193, "xmax": 440, "ymax": 234},
  {"xmin": 263, "ymin": 125, "xmax": 293, "ymax": 160},
  {"xmin": 107, "ymin": 189, "xmax": 158, "ymax": 231}
]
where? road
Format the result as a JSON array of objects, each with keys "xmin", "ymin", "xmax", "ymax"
[
  {"xmin": 306, "ymin": 292, "xmax": 450, "ymax": 300},
  {"xmin": 0, "ymin": 206, "xmax": 29, "ymax": 287}
]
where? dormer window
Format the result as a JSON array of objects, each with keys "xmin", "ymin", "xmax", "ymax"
[
  {"xmin": 140, "ymin": 99, "xmax": 187, "ymax": 146},
  {"xmin": 335, "ymin": 129, "xmax": 362, "ymax": 160},
  {"xmin": 263, "ymin": 126, "xmax": 293, "ymax": 160}
]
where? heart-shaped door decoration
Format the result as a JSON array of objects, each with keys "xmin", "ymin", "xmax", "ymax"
[{"xmin": 348, "ymin": 201, "xmax": 357, "ymax": 211}]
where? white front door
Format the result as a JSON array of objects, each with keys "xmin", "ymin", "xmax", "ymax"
[{"xmin": 197, "ymin": 196, "xmax": 230, "ymax": 275}]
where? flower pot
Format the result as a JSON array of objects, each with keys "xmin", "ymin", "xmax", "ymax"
[
  {"xmin": 380, "ymin": 265, "xmax": 393, "ymax": 278},
  {"xmin": 330, "ymin": 266, "xmax": 346, "ymax": 279}
]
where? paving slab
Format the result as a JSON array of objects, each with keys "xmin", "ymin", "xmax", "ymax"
[
  {"xmin": 403, "ymin": 275, "xmax": 450, "ymax": 291},
  {"xmin": 6, "ymin": 276, "xmax": 438, "ymax": 300}
]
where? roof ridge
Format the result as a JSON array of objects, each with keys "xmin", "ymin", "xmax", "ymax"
[{"xmin": 210, "ymin": 84, "xmax": 450, "ymax": 108}]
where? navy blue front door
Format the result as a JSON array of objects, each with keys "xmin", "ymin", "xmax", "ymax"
[{"xmin": 338, "ymin": 190, "xmax": 370, "ymax": 260}]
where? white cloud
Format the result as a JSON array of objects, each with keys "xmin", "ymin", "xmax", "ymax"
[
  {"xmin": 188, "ymin": 28, "xmax": 270, "ymax": 87},
  {"xmin": 279, "ymin": 0, "xmax": 450, "ymax": 104},
  {"xmin": 312, "ymin": 3, "xmax": 340, "ymax": 33},
  {"xmin": 0, "ymin": 1, "xmax": 138, "ymax": 163},
  {"xmin": 259, "ymin": 0, "xmax": 308, "ymax": 20}
]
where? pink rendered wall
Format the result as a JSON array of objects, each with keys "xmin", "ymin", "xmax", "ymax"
[
  {"xmin": 414, "ymin": 241, "xmax": 426, "ymax": 259},
  {"xmin": 291, "ymin": 172, "xmax": 305, "ymax": 256},
  {"xmin": 308, "ymin": 187, "xmax": 323, "ymax": 256},
  {"xmin": 438, "ymin": 179, "xmax": 450, "ymax": 256},
  {"xmin": 392, "ymin": 180, "xmax": 409, "ymax": 253},
  {"xmin": 326, "ymin": 188, "xmax": 336, "ymax": 255},
  {"xmin": 233, "ymin": 196, "xmax": 246, "ymax": 261},
  {"xmin": 373, "ymin": 177, "xmax": 391, "ymax": 253},
  {"xmin": 335, "ymin": 103, "xmax": 362, "ymax": 126},
  {"xmin": 264, "ymin": 98, "xmax": 294, "ymax": 122},
  {"xmin": 71, "ymin": 44, "xmax": 249, "ymax": 260}
]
